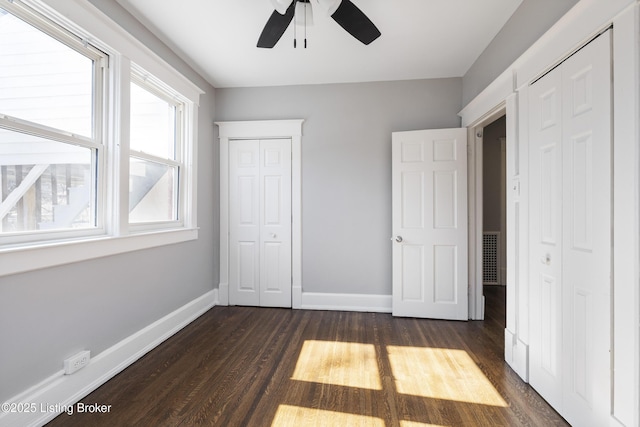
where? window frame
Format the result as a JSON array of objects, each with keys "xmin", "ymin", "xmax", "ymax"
[
  {"xmin": 0, "ymin": 0, "xmax": 108, "ymax": 244},
  {"xmin": 127, "ymin": 69, "xmax": 187, "ymax": 231},
  {"xmin": 0, "ymin": 0, "xmax": 203, "ymax": 277}
]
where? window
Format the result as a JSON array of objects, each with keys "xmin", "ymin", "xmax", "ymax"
[
  {"xmin": 0, "ymin": 4, "xmax": 104, "ymax": 240},
  {"xmin": 0, "ymin": 0, "xmax": 202, "ymax": 276},
  {"xmin": 129, "ymin": 76, "xmax": 183, "ymax": 225}
]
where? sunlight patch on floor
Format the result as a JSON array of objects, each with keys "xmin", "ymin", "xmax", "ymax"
[
  {"xmin": 272, "ymin": 405, "xmax": 385, "ymax": 427},
  {"xmin": 387, "ymin": 346, "xmax": 509, "ymax": 407},
  {"xmin": 291, "ymin": 340, "xmax": 382, "ymax": 390}
]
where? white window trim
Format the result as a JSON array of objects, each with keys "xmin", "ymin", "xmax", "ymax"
[{"xmin": 0, "ymin": 0, "xmax": 204, "ymax": 277}]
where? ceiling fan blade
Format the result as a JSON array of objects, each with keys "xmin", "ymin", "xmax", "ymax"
[
  {"xmin": 257, "ymin": 2, "xmax": 296, "ymax": 48},
  {"xmin": 330, "ymin": 0, "xmax": 381, "ymax": 45}
]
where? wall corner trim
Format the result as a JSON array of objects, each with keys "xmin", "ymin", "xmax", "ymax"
[{"xmin": 0, "ymin": 290, "xmax": 217, "ymax": 427}]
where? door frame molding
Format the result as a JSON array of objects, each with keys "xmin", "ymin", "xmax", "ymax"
[{"xmin": 216, "ymin": 120, "xmax": 304, "ymax": 308}]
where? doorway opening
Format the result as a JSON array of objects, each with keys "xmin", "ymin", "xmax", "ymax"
[
  {"xmin": 480, "ymin": 115, "xmax": 507, "ymax": 323},
  {"xmin": 482, "ymin": 116, "xmax": 507, "ymax": 286},
  {"xmin": 469, "ymin": 106, "xmax": 508, "ymax": 321}
]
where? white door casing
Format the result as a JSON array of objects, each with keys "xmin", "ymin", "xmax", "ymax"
[
  {"xmin": 528, "ymin": 31, "xmax": 611, "ymax": 426},
  {"xmin": 229, "ymin": 139, "xmax": 292, "ymax": 308},
  {"xmin": 217, "ymin": 120, "xmax": 303, "ymax": 309},
  {"xmin": 392, "ymin": 128, "xmax": 468, "ymax": 320}
]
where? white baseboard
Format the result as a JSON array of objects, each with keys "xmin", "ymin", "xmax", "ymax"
[
  {"xmin": 504, "ymin": 328, "xmax": 529, "ymax": 383},
  {"xmin": 292, "ymin": 285, "xmax": 302, "ymax": 309},
  {"xmin": 0, "ymin": 289, "xmax": 217, "ymax": 427},
  {"xmin": 217, "ymin": 282, "xmax": 229, "ymax": 305},
  {"xmin": 504, "ymin": 328, "xmax": 517, "ymax": 368},
  {"xmin": 300, "ymin": 292, "xmax": 392, "ymax": 313},
  {"xmin": 609, "ymin": 415, "xmax": 626, "ymax": 427},
  {"xmin": 515, "ymin": 337, "xmax": 529, "ymax": 382}
]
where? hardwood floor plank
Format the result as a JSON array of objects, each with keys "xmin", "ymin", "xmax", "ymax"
[{"xmin": 47, "ymin": 287, "xmax": 568, "ymax": 426}]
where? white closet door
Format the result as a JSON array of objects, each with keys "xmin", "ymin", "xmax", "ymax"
[
  {"xmin": 528, "ymin": 31, "xmax": 611, "ymax": 426},
  {"xmin": 259, "ymin": 139, "xmax": 292, "ymax": 307},
  {"xmin": 229, "ymin": 139, "xmax": 292, "ymax": 308},
  {"xmin": 529, "ymin": 63, "xmax": 564, "ymax": 410},
  {"xmin": 391, "ymin": 128, "xmax": 468, "ymax": 320},
  {"xmin": 229, "ymin": 139, "xmax": 261, "ymax": 306},
  {"xmin": 560, "ymin": 31, "xmax": 611, "ymax": 427}
]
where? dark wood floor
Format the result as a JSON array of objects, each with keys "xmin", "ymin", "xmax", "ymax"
[{"xmin": 48, "ymin": 286, "xmax": 568, "ymax": 426}]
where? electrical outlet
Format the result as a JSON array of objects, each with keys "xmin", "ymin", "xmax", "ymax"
[{"xmin": 64, "ymin": 350, "xmax": 90, "ymax": 375}]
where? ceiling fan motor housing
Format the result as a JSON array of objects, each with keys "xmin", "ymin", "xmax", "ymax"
[
  {"xmin": 270, "ymin": 0, "xmax": 294, "ymax": 15},
  {"xmin": 270, "ymin": 0, "xmax": 342, "ymax": 16},
  {"xmin": 315, "ymin": 0, "xmax": 342, "ymax": 16}
]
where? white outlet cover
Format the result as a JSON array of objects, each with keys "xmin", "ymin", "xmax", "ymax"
[{"xmin": 64, "ymin": 350, "xmax": 91, "ymax": 375}]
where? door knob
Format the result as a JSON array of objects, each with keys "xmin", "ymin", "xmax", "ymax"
[
  {"xmin": 271, "ymin": 233, "xmax": 277, "ymax": 239},
  {"xmin": 395, "ymin": 236, "xmax": 403, "ymax": 243},
  {"xmin": 541, "ymin": 253, "xmax": 551, "ymax": 265}
]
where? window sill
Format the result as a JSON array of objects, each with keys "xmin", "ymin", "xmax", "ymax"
[{"xmin": 0, "ymin": 228, "xmax": 198, "ymax": 278}]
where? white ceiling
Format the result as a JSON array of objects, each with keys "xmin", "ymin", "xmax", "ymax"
[{"xmin": 115, "ymin": 0, "xmax": 523, "ymax": 88}]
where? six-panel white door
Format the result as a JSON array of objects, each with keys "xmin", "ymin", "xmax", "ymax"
[
  {"xmin": 392, "ymin": 128, "xmax": 468, "ymax": 320},
  {"xmin": 528, "ymin": 31, "xmax": 611, "ymax": 427},
  {"xmin": 229, "ymin": 138, "xmax": 292, "ymax": 308},
  {"xmin": 528, "ymin": 56, "xmax": 564, "ymax": 410}
]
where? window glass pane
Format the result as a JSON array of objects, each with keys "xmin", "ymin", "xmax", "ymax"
[
  {"xmin": 0, "ymin": 8, "xmax": 94, "ymax": 137},
  {"xmin": 0, "ymin": 128, "xmax": 95, "ymax": 233},
  {"xmin": 130, "ymin": 82, "xmax": 176, "ymax": 159},
  {"xmin": 129, "ymin": 157, "xmax": 177, "ymax": 223}
]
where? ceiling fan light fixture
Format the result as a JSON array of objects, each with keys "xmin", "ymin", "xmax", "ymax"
[
  {"xmin": 258, "ymin": 0, "xmax": 380, "ymax": 48},
  {"xmin": 295, "ymin": 1, "xmax": 314, "ymax": 26},
  {"xmin": 270, "ymin": 0, "xmax": 294, "ymax": 15}
]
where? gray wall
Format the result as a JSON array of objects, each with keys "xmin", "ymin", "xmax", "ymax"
[
  {"xmin": 462, "ymin": 0, "xmax": 578, "ymax": 105},
  {"xmin": 0, "ymin": 2, "xmax": 218, "ymax": 402},
  {"xmin": 215, "ymin": 79, "xmax": 462, "ymax": 295}
]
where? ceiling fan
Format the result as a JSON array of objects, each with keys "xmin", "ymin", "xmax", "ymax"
[{"xmin": 257, "ymin": 0, "xmax": 381, "ymax": 48}]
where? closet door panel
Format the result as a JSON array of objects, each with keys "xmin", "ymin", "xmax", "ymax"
[
  {"xmin": 229, "ymin": 140, "xmax": 261, "ymax": 306},
  {"xmin": 229, "ymin": 138, "xmax": 293, "ymax": 308},
  {"xmin": 260, "ymin": 139, "xmax": 292, "ymax": 307},
  {"xmin": 528, "ymin": 66, "xmax": 564, "ymax": 411},
  {"xmin": 527, "ymin": 30, "xmax": 612, "ymax": 427},
  {"xmin": 561, "ymin": 31, "xmax": 611, "ymax": 427}
]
